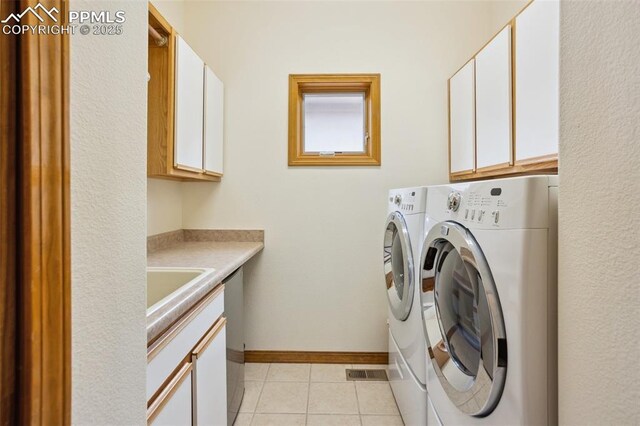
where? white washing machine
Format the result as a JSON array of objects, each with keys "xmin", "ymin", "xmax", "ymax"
[
  {"xmin": 384, "ymin": 187, "xmax": 428, "ymax": 426},
  {"xmin": 418, "ymin": 176, "xmax": 558, "ymax": 425}
]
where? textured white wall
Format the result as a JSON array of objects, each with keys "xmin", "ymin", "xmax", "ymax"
[
  {"xmin": 148, "ymin": 179, "xmax": 183, "ymax": 235},
  {"xmin": 558, "ymin": 1, "xmax": 640, "ymax": 424},
  {"xmin": 147, "ymin": 0, "xmax": 186, "ymax": 236},
  {"xmin": 70, "ymin": 0, "xmax": 148, "ymax": 423},
  {"xmin": 179, "ymin": 1, "xmax": 502, "ymax": 351}
]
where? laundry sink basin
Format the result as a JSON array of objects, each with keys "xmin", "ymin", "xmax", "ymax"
[{"xmin": 147, "ymin": 267, "xmax": 215, "ymax": 313}]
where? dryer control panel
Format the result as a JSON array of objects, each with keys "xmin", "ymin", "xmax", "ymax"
[
  {"xmin": 425, "ymin": 176, "xmax": 556, "ymax": 230},
  {"xmin": 460, "ymin": 189, "xmax": 508, "ymax": 226},
  {"xmin": 388, "ymin": 187, "xmax": 427, "ymax": 215}
]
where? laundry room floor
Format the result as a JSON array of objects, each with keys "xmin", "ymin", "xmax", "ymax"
[{"xmin": 235, "ymin": 363, "xmax": 404, "ymax": 426}]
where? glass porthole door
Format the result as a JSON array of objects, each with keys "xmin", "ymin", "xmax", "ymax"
[
  {"xmin": 419, "ymin": 221, "xmax": 507, "ymax": 417},
  {"xmin": 383, "ymin": 212, "xmax": 414, "ymax": 321}
]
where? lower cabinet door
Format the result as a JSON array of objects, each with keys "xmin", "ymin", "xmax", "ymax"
[
  {"xmin": 149, "ymin": 363, "xmax": 193, "ymax": 426},
  {"xmin": 193, "ymin": 318, "xmax": 228, "ymax": 426}
]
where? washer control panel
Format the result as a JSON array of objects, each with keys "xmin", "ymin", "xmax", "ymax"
[
  {"xmin": 427, "ymin": 177, "xmax": 552, "ymax": 230},
  {"xmin": 463, "ymin": 208, "xmax": 500, "ymax": 224}
]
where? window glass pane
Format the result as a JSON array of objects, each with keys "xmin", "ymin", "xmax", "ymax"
[{"xmin": 303, "ymin": 93, "xmax": 365, "ymax": 153}]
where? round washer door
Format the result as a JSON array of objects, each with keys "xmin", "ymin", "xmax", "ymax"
[
  {"xmin": 383, "ymin": 212, "xmax": 415, "ymax": 321},
  {"xmin": 419, "ymin": 221, "xmax": 507, "ymax": 417}
]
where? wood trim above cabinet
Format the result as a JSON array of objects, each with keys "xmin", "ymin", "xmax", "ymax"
[
  {"xmin": 147, "ymin": 362, "xmax": 193, "ymax": 425},
  {"xmin": 245, "ymin": 351, "xmax": 388, "ymax": 365}
]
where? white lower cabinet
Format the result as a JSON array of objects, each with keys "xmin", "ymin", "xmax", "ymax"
[
  {"xmin": 147, "ymin": 286, "xmax": 227, "ymax": 426},
  {"xmin": 147, "ymin": 290, "xmax": 225, "ymax": 400},
  {"xmin": 193, "ymin": 320, "xmax": 228, "ymax": 426},
  {"xmin": 149, "ymin": 363, "xmax": 194, "ymax": 426}
]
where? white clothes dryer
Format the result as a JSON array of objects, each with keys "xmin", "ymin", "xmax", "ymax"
[
  {"xmin": 384, "ymin": 187, "xmax": 428, "ymax": 426},
  {"xmin": 419, "ymin": 176, "xmax": 558, "ymax": 425}
]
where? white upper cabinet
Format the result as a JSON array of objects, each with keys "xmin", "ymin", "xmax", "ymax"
[
  {"xmin": 204, "ymin": 67, "xmax": 224, "ymax": 175},
  {"xmin": 475, "ymin": 25, "xmax": 513, "ymax": 170},
  {"xmin": 449, "ymin": 59, "xmax": 476, "ymax": 174},
  {"xmin": 175, "ymin": 35, "xmax": 205, "ymax": 171},
  {"xmin": 515, "ymin": 0, "xmax": 559, "ymax": 162}
]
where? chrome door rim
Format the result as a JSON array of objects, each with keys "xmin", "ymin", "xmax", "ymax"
[
  {"xmin": 383, "ymin": 212, "xmax": 414, "ymax": 321},
  {"xmin": 419, "ymin": 221, "xmax": 507, "ymax": 417}
]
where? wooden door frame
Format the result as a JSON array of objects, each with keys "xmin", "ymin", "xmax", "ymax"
[
  {"xmin": 1, "ymin": 0, "xmax": 71, "ymax": 424},
  {"xmin": 1, "ymin": 1, "xmax": 19, "ymax": 423}
]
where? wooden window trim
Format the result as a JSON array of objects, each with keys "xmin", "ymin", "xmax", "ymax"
[{"xmin": 288, "ymin": 74, "xmax": 381, "ymax": 166}]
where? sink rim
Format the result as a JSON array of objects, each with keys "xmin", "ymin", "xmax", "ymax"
[{"xmin": 147, "ymin": 266, "xmax": 216, "ymax": 316}]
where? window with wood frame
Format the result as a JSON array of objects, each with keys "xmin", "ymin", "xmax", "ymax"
[{"xmin": 288, "ymin": 74, "xmax": 381, "ymax": 166}]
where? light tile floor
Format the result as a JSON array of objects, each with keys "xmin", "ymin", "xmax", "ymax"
[{"xmin": 234, "ymin": 363, "xmax": 404, "ymax": 426}]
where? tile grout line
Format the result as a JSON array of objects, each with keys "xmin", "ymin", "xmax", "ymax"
[
  {"xmin": 250, "ymin": 363, "xmax": 269, "ymax": 422},
  {"xmin": 354, "ymin": 378, "xmax": 362, "ymax": 418},
  {"xmin": 305, "ymin": 364, "xmax": 311, "ymax": 425},
  {"xmin": 348, "ymin": 364, "xmax": 364, "ymax": 426}
]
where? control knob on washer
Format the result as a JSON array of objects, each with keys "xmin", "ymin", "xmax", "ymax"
[{"xmin": 447, "ymin": 192, "xmax": 461, "ymax": 212}]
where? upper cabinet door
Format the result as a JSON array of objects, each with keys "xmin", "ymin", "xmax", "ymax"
[
  {"xmin": 175, "ymin": 36, "xmax": 204, "ymax": 171},
  {"xmin": 449, "ymin": 59, "xmax": 476, "ymax": 174},
  {"xmin": 475, "ymin": 26, "xmax": 512, "ymax": 170},
  {"xmin": 515, "ymin": 0, "xmax": 559, "ymax": 162},
  {"xmin": 204, "ymin": 66, "xmax": 224, "ymax": 175}
]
